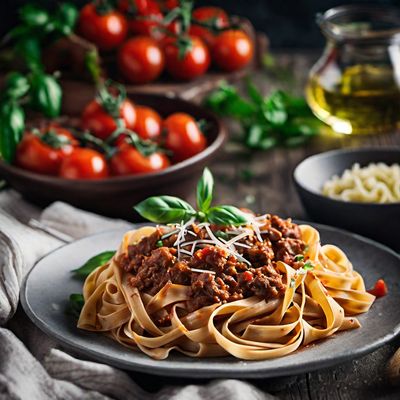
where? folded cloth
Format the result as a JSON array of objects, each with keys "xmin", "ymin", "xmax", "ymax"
[{"xmin": 0, "ymin": 190, "xmax": 276, "ymax": 400}]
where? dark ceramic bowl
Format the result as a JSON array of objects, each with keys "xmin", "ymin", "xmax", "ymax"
[
  {"xmin": 293, "ymin": 147, "xmax": 400, "ymax": 251},
  {"xmin": 0, "ymin": 94, "xmax": 226, "ymax": 219}
]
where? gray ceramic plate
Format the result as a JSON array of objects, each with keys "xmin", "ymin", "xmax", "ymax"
[{"xmin": 21, "ymin": 223, "xmax": 400, "ymax": 379}]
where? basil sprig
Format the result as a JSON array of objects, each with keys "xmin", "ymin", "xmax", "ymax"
[
  {"xmin": 72, "ymin": 250, "xmax": 116, "ymax": 279},
  {"xmin": 0, "ymin": 70, "xmax": 62, "ymax": 163},
  {"xmin": 134, "ymin": 168, "xmax": 250, "ymax": 226}
]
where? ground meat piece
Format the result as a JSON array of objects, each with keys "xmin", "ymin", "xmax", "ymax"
[
  {"xmin": 168, "ymin": 261, "xmax": 192, "ymax": 285},
  {"xmin": 274, "ymin": 238, "xmax": 305, "ymax": 265},
  {"xmin": 190, "ymin": 246, "xmax": 228, "ymax": 273},
  {"xmin": 129, "ymin": 247, "xmax": 175, "ymax": 295},
  {"xmin": 118, "ymin": 253, "xmax": 143, "ymax": 273},
  {"xmin": 188, "ymin": 272, "xmax": 231, "ymax": 311},
  {"xmin": 243, "ymin": 242, "xmax": 274, "ymax": 267},
  {"xmin": 271, "ymin": 215, "xmax": 301, "ymax": 239},
  {"xmin": 247, "ymin": 265, "xmax": 286, "ymax": 299},
  {"xmin": 128, "ymin": 229, "xmax": 161, "ymax": 258}
]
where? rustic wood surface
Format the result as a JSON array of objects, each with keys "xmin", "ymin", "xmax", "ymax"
[{"xmin": 175, "ymin": 50, "xmax": 400, "ymax": 399}]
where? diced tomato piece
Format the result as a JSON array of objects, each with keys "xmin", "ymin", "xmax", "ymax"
[
  {"xmin": 367, "ymin": 279, "xmax": 388, "ymax": 297},
  {"xmin": 242, "ymin": 271, "xmax": 253, "ymax": 282}
]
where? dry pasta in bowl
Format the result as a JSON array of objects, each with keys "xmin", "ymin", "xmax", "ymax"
[{"xmin": 322, "ymin": 162, "xmax": 400, "ymax": 203}]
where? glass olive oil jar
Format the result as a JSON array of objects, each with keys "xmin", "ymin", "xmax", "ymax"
[{"xmin": 306, "ymin": 5, "xmax": 400, "ymax": 134}]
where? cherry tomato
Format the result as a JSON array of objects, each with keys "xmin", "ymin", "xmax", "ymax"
[
  {"xmin": 212, "ymin": 29, "xmax": 253, "ymax": 72},
  {"xmin": 119, "ymin": 0, "xmax": 163, "ymax": 37},
  {"xmin": 164, "ymin": 36, "xmax": 210, "ymax": 80},
  {"xmin": 59, "ymin": 148, "xmax": 109, "ymax": 179},
  {"xmin": 189, "ymin": 7, "xmax": 229, "ymax": 47},
  {"xmin": 367, "ymin": 279, "xmax": 388, "ymax": 297},
  {"xmin": 118, "ymin": 37, "xmax": 165, "ymax": 84},
  {"xmin": 110, "ymin": 144, "xmax": 169, "ymax": 175},
  {"xmin": 81, "ymin": 99, "xmax": 136, "ymax": 140},
  {"xmin": 163, "ymin": 0, "xmax": 179, "ymax": 10},
  {"xmin": 133, "ymin": 106, "xmax": 162, "ymax": 140},
  {"xmin": 164, "ymin": 112, "xmax": 206, "ymax": 162},
  {"xmin": 78, "ymin": 4, "xmax": 128, "ymax": 51},
  {"xmin": 15, "ymin": 126, "xmax": 77, "ymax": 175}
]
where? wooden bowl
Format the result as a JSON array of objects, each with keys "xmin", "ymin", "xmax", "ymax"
[{"xmin": 0, "ymin": 93, "xmax": 226, "ymax": 219}]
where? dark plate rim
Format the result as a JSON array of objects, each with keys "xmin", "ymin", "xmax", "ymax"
[
  {"xmin": 0, "ymin": 93, "xmax": 226, "ymax": 186},
  {"xmin": 293, "ymin": 146, "xmax": 400, "ymax": 208},
  {"xmin": 20, "ymin": 221, "xmax": 400, "ymax": 379}
]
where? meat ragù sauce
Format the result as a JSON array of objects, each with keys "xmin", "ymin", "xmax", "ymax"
[{"xmin": 117, "ymin": 214, "xmax": 307, "ymax": 319}]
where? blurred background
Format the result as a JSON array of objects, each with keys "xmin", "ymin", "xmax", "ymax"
[{"xmin": 1, "ymin": 0, "xmax": 400, "ymax": 48}]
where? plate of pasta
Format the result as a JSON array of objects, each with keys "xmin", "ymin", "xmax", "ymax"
[{"xmin": 21, "ymin": 169, "xmax": 400, "ymax": 378}]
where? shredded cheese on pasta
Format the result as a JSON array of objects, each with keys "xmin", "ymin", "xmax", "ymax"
[{"xmin": 322, "ymin": 162, "xmax": 400, "ymax": 203}]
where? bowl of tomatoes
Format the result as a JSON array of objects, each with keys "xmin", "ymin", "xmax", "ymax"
[
  {"xmin": 47, "ymin": 0, "xmax": 260, "ymax": 99},
  {"xmin": 0, "ymin": 82, "xmax": 226, "ymax": 219}
]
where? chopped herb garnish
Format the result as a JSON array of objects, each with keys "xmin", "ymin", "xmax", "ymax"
[
  {"xmin": 294, "ymin": 254, "xmax": 304, "ymax": 262},
  {"xmin": 156, "ymin": 240, "xmax": 163, "ymax": 247},
  {"xmin": 215, "ymin": 230, "xmax": 230, "ymax": 240},
  {"xmin": 303, "ymin": 261, "xmax": 314, "ymax": 271},
  {"xmin": 290, "ymin": 278, "xmax": 296, "ymax": 288}
]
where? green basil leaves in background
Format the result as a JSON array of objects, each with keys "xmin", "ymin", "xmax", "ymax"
[
  {"xmin": 135, "ymin": 196, "xmax": 197, "ymax": 224},
  {"xmin": 134, "ymin": 169, "xmax": 250, "ymax": 226},
  {"xmin": 0, "ymin": 70, "xmax": 62, "ymax": 163},
  {"xmin": 30, "ymin": 73, "xmax": 62, "ymax": 118},
  {"xmin": 205, "ymin": 80, "xmax": 322, "ymax": 150},
  {"xmin": 72, "ymin": 251, "xmax": 116, "ymax": 279},
  {"xmin": 0, "ymin": 103, "xmax": 25, "ymax": 163}
]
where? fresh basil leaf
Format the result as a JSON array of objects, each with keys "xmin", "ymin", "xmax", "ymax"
[
  {"xmin": 30, "ymin": 73, "xmax": 62, "ymax": 118},
  {"xmin": 72, "ymin": 251, "xmax": 115, "ymax": 279},
  {"xmin": 247, "ymin": 79, "xmax": 264, "ymax": 105},
  {"xmin": 134, "ymin": 196, "xmax": 196, "ymax": 223},
  {"xmin": 66, "ymin": 293, "xmax": 84, "ymax": 318},
  {"xmin": 0, "ymin": 103, "xmax": 25, "ymax": 163},
  {"xmin": 262, "ymin": 92, "xmax": 288, "ymax": 126},
  {"xmin": 16, "ymin": 36, "xmax": 42, "ymax": 69},
  {"xmin": 207, "ymin": 205, "xmax": 250, "ymax": 226},
  {"xmin": 196, "ymin": 167, "xmax": 214, "ymax": 212},
  {"xmin": 5, "ymin": 72, "xmax": 30, "ymax": 100},
  {"xmin": 19, "ymin": 4, "xmax": 49, "ymax": 27},
  {"xmin": 55, "ymin": 2, "xmax": 78, "ymax": 35},
  {"xmin": 246, "ymin": 124, "xmax": 264, "ymax": 148}
]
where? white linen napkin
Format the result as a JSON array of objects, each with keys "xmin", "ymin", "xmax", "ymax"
[{"xmin": 0, "ymin": 190, "xmax": 276, "ymax": 400}]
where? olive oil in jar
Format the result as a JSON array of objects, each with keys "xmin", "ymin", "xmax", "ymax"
[{"xmin": 306, "ymin": 64, "xmax": 400, "ymax": 134}]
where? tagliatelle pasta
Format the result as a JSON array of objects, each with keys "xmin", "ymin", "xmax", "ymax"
[
  {"xmin": 322, "ymin": 162, "xmax": 400, "ymax": 203},
  {"xmin": 77, "ymin": 222, "xmax": 375, "ymax": 361}
]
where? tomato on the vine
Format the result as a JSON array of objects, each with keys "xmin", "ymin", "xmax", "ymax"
[
  {"xmin": 189, "ymin": 7, "xmax": 229, "ymax": 47},
  {"xmin": 164, "ymin": 36, "xmax": 210, "ymax": 80},
  {"xmin": 81, "ymin": 98, "xmax": 136, "ymax": 140},
  {"xmin": 78, "ymin": 4, "xmax": 128, "ymax": 51},
  {"xmin": 212, "ymin": 29, "xmax": 253, "ymax": 72},
  {"xmin": 118, "ymin": 37, "xmax": 165, "ymax": 84},
  {"xmin": 119, "ymin": 0, "xmax": 163, "ymax": 37},
  {"xmin": 16, "ymin": 126, "xmax": 77, "ymax": 175},
  {"xmin": 133, "ymin": 106, "xmax": 162, "ymax": 140},
  {"xmin": 59, "ymin": 148, "xmax": 109, "ymax": 179},
  {"xmin": 164, "ymin": 112, "xmax": 206, "ymax": 162},
  {"xmin": 110, "ymin": 143, "xmax": 169, "ymax": 175}
]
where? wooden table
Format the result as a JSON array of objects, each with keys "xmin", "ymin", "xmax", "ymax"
[
  {"xmin": 3, "ymin": 51, "xmax": 400, "ymax": 399},
  {"xmin": 176, "ymin": 50, "xmax": 400, "ymax": 399}
]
